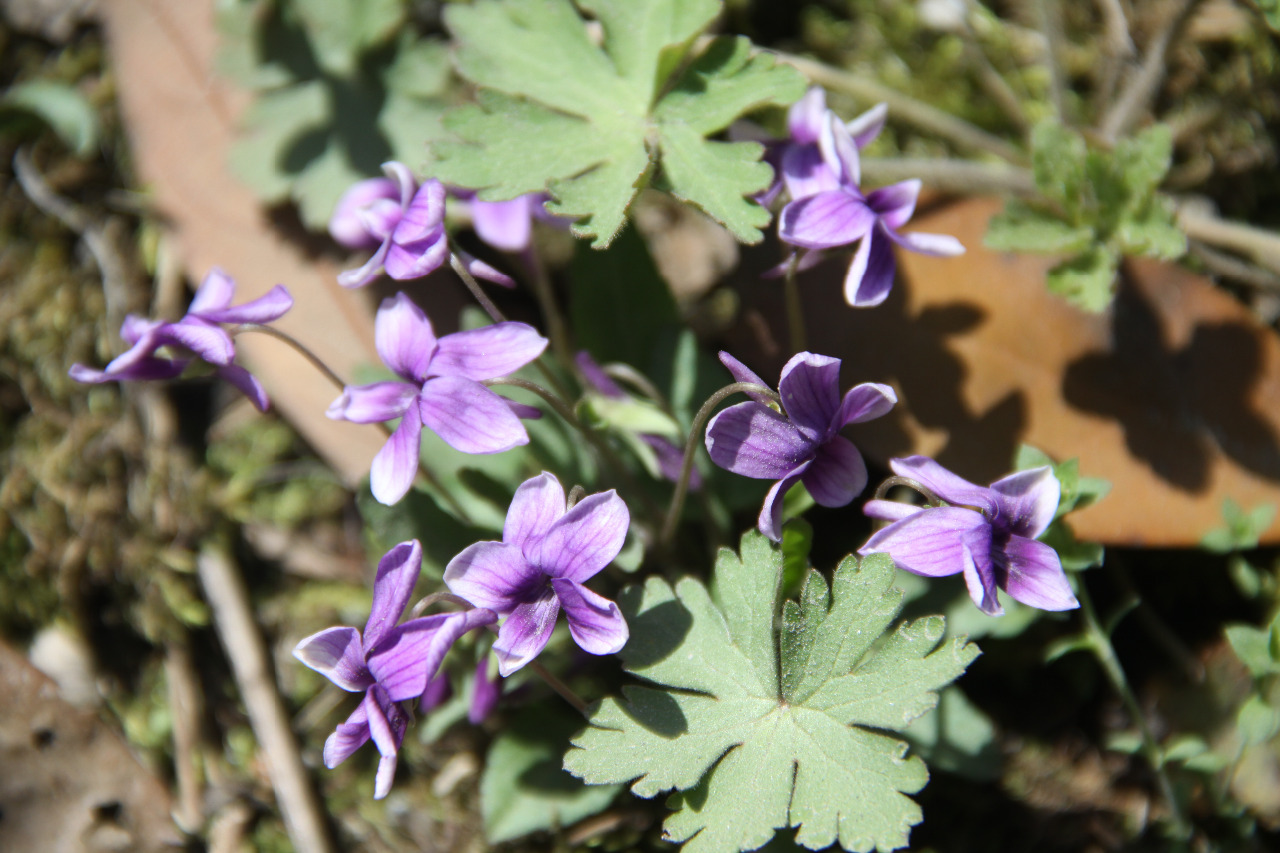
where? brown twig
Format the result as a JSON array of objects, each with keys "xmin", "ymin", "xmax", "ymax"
[{"xmin": 197, "ymin": 545, "xmax": 335, "ymax": 853}]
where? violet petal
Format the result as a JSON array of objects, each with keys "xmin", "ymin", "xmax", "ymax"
[
  {"xmin": 886, "ymin": 229, "xmax": 966, "ymax": 257},
  {"xmin": 758, "ymin": 470, "xmax": 805, "ymax": 543},
  {"xmin": 467, "ymin": 656, "xmax": 502, "ymax": 724},
  {"xmin": 453, "ymin": 248, "xmax": 516, "ymax": 288},
  {"xmin": 196, "ymin": 284, "xmax": 293, "ymax": 325},
  {"xmin": 788, "ymin": 87, "xmax": 827, "ymax": 145},
  {"xmin": 293, "ymin": 626, "xmax": 372, "ymax": 693},
  {"xmin": 364, "ymin": 539, "xmax": 421, "ymax": 649},
  {"xmin": 534, "ymin": 490, "xmax": 629, "ymax": 583},
  {"xmin": 367, "ymin": 609, "xmax": 497, "ymax": 702},
  {"xmin": 217, "ymin": 364, "xmax": 270, "ymax": 411},
  {"xmin": 330, "ymin": 177, "xmax": 399, "ymax": 249},
  {"xmin": 444, "ymin": 540, "xmax": 541, "ymax": 613},
  {"xmin": 375, "ymin": 293, "xmax": 438, "ymax": 383},
  {"xmin": 187, "ymin": 268, "xmax": 235, "ymax": 313},
  {"xmin": 838, "ymin": 382, "xmax": 898, "ymax": 426},
  {"xmin": 431, "ymin": 322, "xmax": 548, "ymax": 381},
  {"xmin": 323, "ymin": 700, "xmax": 371, "ymax": 768},
  {"xmin": 369, "ymin": 404, "xmax": 423, "ymax": 506},
  {"xmin": 418, "ymin": 375, "xmax": 530, "ymax": 454},
  {"xmin": 781, "ymin": 144, "xmax": 840, "ymax": 201},
  {"xmin": 779, "ymin": 191, "xmax": 876, "ymax": 250},
  {"xmin": 801, "ymin": 435, "xmax": 867, "ymax": 507},
  {"xmin": 846, "ymin": 102, "xmax": 888, "ymax": 149},
  {"xmin": 717, "ymin": 351, "xmax": 773, "ymax": 404},
  {"xmin": 326, "ymin": 381, "xmax": 417, "ymax": 424},
  {"xmin": 551, "ymin": 578, "xmax": 628, "ymax": 655},
  {"xmin": 1002, "ymin": 536, "xmax": 1078, "ymax": 611},
  {"xmin": 867, "ymin": 180, "xmax": 920, "ymax": 230},
  {"xmin": 888, "ymin": 456, "xmax": 995, "ymax": 512},
  {"xmin": 818, "ymin": 112, "xmax": 861, "ymax": 186},
  {"xmin": 502, "ymin": 472, "xmax": 566, "ymax": 552},
  {"xmin": 705, "ymin": 402, "xmax": 813, "ymax": 480},
  {"xmin": 338, "ymin": 239, "xmax": 391, "ymax": 289},
  {"xmin": 472, "ymin": 196, "xmax": 533, "ymax": 252},
  {"xmin": 844, "ymin": 225, "xmax": 897, "ymax": 308},
  {"xmin": 392, "ymin": 179, "xmax": 446, "ymax": 245},
  {"xmin": 777, "ymin": 352, "xmax": 842, "ymax": 440},
  {"xmin": 492, "ymin": 590, "xmax": 561, "ymax": 676},
  {"xmin": 863, "ymin": 499, "xmax": 923, "ymax": 523},
  {"xmin": 161, "ymin": 320, "xmax": 235, "ymax": 366},
  {"xmin": 961, "ymin": 540, "xmax": 1003, "ymax": 616},
  {"xmin": 382, "ymin": 161, "xmax": 417, "ymax": 207},
  {"xmin": 990, "ymin": 466, "xmax": 1061, "ymax": 539},
  {"xmin": 384, "ymin": 231, "xmax": 449, "ymax": 281},
  {"xmin": 860, "ymin": 506, "xmax": 991, "ymax": 577}
]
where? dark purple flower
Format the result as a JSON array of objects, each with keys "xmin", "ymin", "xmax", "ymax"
[
  {"xmin": 333, "ymin": 163, "xmax": 512, "ymax": 288},
  {"xmin": 778, "ymin": 114, "xmax": 964, "ymax": 307},
  {"xmin": 860, "ymin": 456, "xmax": 1079, "ymax": 616},
  {"xmin": 468, "ymin": 655, "xmax": 503, "ymax": 724},
  {"xmin": 293, "ymin": 540, "xmax": 496, "ymax": 798},
  {"xmin": 575, "ymin": 351, "xmax": 698, "ymax": 489},
  {"xmin": 443, "ymin": 473, "xmax": 630, "ymax": 676},
  {"xmin": 705, "ymin": 351, "xmax": 896, "ymax": 542},
  {"xmin": 326, "ymin": 293, "xmax": 548, "ymax": 505},
  {"xmin": 69, "ymin": 268, "xmax": 292, "ymax": 410}
]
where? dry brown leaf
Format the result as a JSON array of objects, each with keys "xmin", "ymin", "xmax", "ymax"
[
  {"xmin": 0, "ymin": 640, "xmax": 180, "ymax": 851},
  {"xmin": 99, "ymin": 0, "xmax": 385, "ymax": 484},
  {"xmin": 729, "ymin": 197, "xmax": 1280, "ymax": 546}
]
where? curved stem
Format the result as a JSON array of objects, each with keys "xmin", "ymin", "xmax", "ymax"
[
  {"xmin": 523, "ymin": 245, "xmax": 573, "ymax": 370},
  {"xmin": 528, "ymin": 659, "xmax": 588, "ymax": 715},
  {"xmin": 231, "ymin": 324, "xmax": 348, "ymax": 392},
  {"xmin": 484, "ymin": 376, "xmax": 577, "ymax": 425},
  {"xmin": 449, "ymin": 250, "xmax": 508, "ymax": 325},
  {"xmin": 659, "ymin": 382, "xmax": 781, "ymax": 546},
  {"xmin": 409, "ymin": 591, "xmax": 477, "ymax": 620},
  {"xmin": 1077, "ymin": 579, "xmax": 1190, "ymax": 837},
  {"xmin": 872, "ymin": 475, "xmax": 943, "ymax": 506}
]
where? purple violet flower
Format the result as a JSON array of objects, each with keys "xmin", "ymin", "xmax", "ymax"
[
  {"xmin": 575, "ymin": 351, "xmax": 698, "ymax": 489},
  {"xmin": 443, "ymin": 472, "xmax": 630, "ymax": 676},
  {"xmin": 777, "ymin": 113, "xmax": 965, "ymax": 307},
  {"xmin": 293, "ymin": 540, "xmax": 496, "ymax": 799},
  {"xmin": 774, "ymin": 87, "xmax": 887, "ymax": 205},
  {"xmin": 705, "ymin": 351, "xmax": 897, "ymax": 542},
  {"xmin": 859, "ymin": 456, "xmax": 1079, "ymax": 616},
  {"xmin": 453, "ymin": 190, "xmax": 567, "ymax": 254},
  {"xmin": 468, "ymin": 655, "xmax": 503, "ymax": 724},
  {"xmin": 69, "ymin": 268, "xmax": 292, "ymax": 411},
  {"xmin": 332, "ymin": 163, "xmax": 512, "ymax": 288},
  {"xmin": 326, "ymin": 293, "xmax": 548, "ymax": 505}
]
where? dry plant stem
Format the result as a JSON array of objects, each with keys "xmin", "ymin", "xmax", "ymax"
[
  {"xmin": 232, "ymin": 324, "xmax": 347, "ymax": 392},
  {"xmin": 1033, "ymin": 0, "xmax": 1068, "ymax": 122},
  {"xmin": 1097, "ymin": 0, "xmax": 1202, "ymax": 144},
  {"xmin": 166, "ymin": 640, "xmax": 205, "ymax": 834},
  {"xmin": 861, "ymin": 157, "xmax": 1036, "ymax": 197},
  {"xmin": 659, "ymin": 381, "xmax": 782, "ymax": 546},
  {"xmin": 1190, "ymin": 242, "xmax": 1280, "ymax": 294},
  {"xmin": 1076, "ymin": 579, "xmax": 1190, "ymax": 838},
  {"xmin": 778, "ymin": 53, "xmax": 1026, "ymax": 164},
  {"xmin": 783, "ymin": 252, "xmax": 806, "ymax": 353},
  {"xmin": 197, "ymin": 545, "xmax": 336, "ymax": 853},
  {"xmin": 959, "ymin": 1, "xmax": 1031, "ymax": 133},
  {"xmin": 1177, "ymin": 205, "xmax": 1280, "ymax": 275}
]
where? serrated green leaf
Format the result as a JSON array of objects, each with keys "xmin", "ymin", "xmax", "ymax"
[
  {"xmin": 482, "ymin": 707, "xmax": 621, "ymax": 843},
  {"xmin": 1114, "ymin": 124, "xmax": 1173, "ymax": 199},
  {"xmin": 566, "ymin": 534, "xmax": 978, "ymax": 852},
  {"xmin": 984, "ymin": 201, "xmax": 1095, "ymax": 254},
  {"xmin": 1030, "ymin": 120, "xmax": 1088, "ymax": 213},
  {"xmin": 1046, "ymin": 247, "xmax": 1119, "ymax": 312},
  {"xmin": 1115, "ymin": 202, "xmax": 1186, "ymax": 260},
  {"xmin": 435, "ymin": 0, "xmax": 804, "ymax": 246}
]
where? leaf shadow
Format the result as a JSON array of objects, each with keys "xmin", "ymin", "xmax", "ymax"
[{"xmin": 1062, "ymin": 266, "xmax": 1280, "ymax": 491}]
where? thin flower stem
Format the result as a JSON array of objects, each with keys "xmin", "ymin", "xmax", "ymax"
[
  {"xmin": 408, "ymin": 591, "xmax": 477, "ymax": 620},
  {"xmin": 782, "ymin": 252, "xmax": 806, "ymax": 354},
  {"xmin": 1076, "ymin": 579, "xmax": 1191, "ymax": 837},
  {"xmin": 566, "ymin": 485, "xmax": 586, "ymax": 510},
  {"xmin": 872, "ymin": 475, "xmax": 942, "ymax": 506},
  {"xmin": 231, "ymin": 324, "xmax": 348, "ymax": 392},
  {"xmin": 860, "ymin": 157, "xmax": 1036, "ymax": 197},
  {"xmin": 528, "ymin": 659, "xmax": 589, "ymax": 715},
  {"xmin": 659, "ymin": 381, "xmax": 781, "ymax": 546},
  {"xmin": 523, "ymin": 245, "xmax": 574, "ymax": 372},
  {"xmin": 449, "ymin": 251, "xmax": 508, "ymax": 325},
  {"xmin": 485, "ymin": 377, "xmax": 662, "ymax": 522}
]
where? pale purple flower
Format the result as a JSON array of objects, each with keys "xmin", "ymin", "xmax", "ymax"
[
  {"xmin": 575, "ymin": 351, "xmax": 698, "ymax": 489},
  {"xmin": 774, "ymin": 87, "xmax": 887, "ymax": 205},
  {"xmin": 444, "ymin": 473, "xmax": 630, "ymax": 676},
  {"xmin": 326, "ymin": 293, "xmax": 548, "ymax": 505},
  {"xmin": 452, "ymin": 190, "xmax": 567, "ymax": 253},
  {"xmin": 778, "ymin": 114, "xmax": 965, "ymax": 307},
  {"xmin": 333, "ymin": 163, "xmax": 512, "ymax": 288},
  {"xmin": 293, "ymin": 540, "xmax": 496, "ymax": 798},
  {"xmin": 69, "ymin": 268, "xmax": 292, "ymax": 410},
  {"xmin": 860, "ymin": 456, "xmax": 1079, "ymax": 616},
  {"xmin": 705, "ymin": 351, "xmax": 896, "ymax": 542}
]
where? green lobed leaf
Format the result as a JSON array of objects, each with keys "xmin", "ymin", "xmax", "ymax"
[
  {"xmin": 435, "ymin": 0, "xmax": 805, "ymax": 246},
  {"xmin": 1226, "ymin": 624, "xmax": 1279, "ymax": 678},
  {"xmin": 482, "ymin": 706, "xmax": 622, "ymax": 843},
  {"xmin": 1114, "ymin": 201, "xmax": 1186, "ymax": 261},
  {"xmin": 0, "ymin": 80, "xmax": 101, "ymax": 156},
  {"xmin": 1045, "ymin": 247, "xmax": 1120, "ymax": 313},
  {"xmin": 1030, "ymin": 120, "xmax": 1088, "ymax": 214},
  {"xmin": 1237, "ymin": 694, "xmax": 1280, "ymax": 745},
  {"xmin": 984, "ymin": 200, "xmax": 1095, "ymax": 255},
  {"xmin": 565, "ymin": 533, "xmax": 979, "ymax": 852},
  {"xmin": 1114, "ymin": 124, "xmax": 1173, "ymax": 200}
]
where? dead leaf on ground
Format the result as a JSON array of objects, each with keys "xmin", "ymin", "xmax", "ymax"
[
  {"xmin": 729, "ymin": 196, "xmax": 1280, "ymax": 547},
  {"xmin": 0, "ymin": 640, "xmax": 180, "ymax": 851},
  {"xmin": 99, "ymin": 0, "xmax": 388, "ymax": 484}
]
